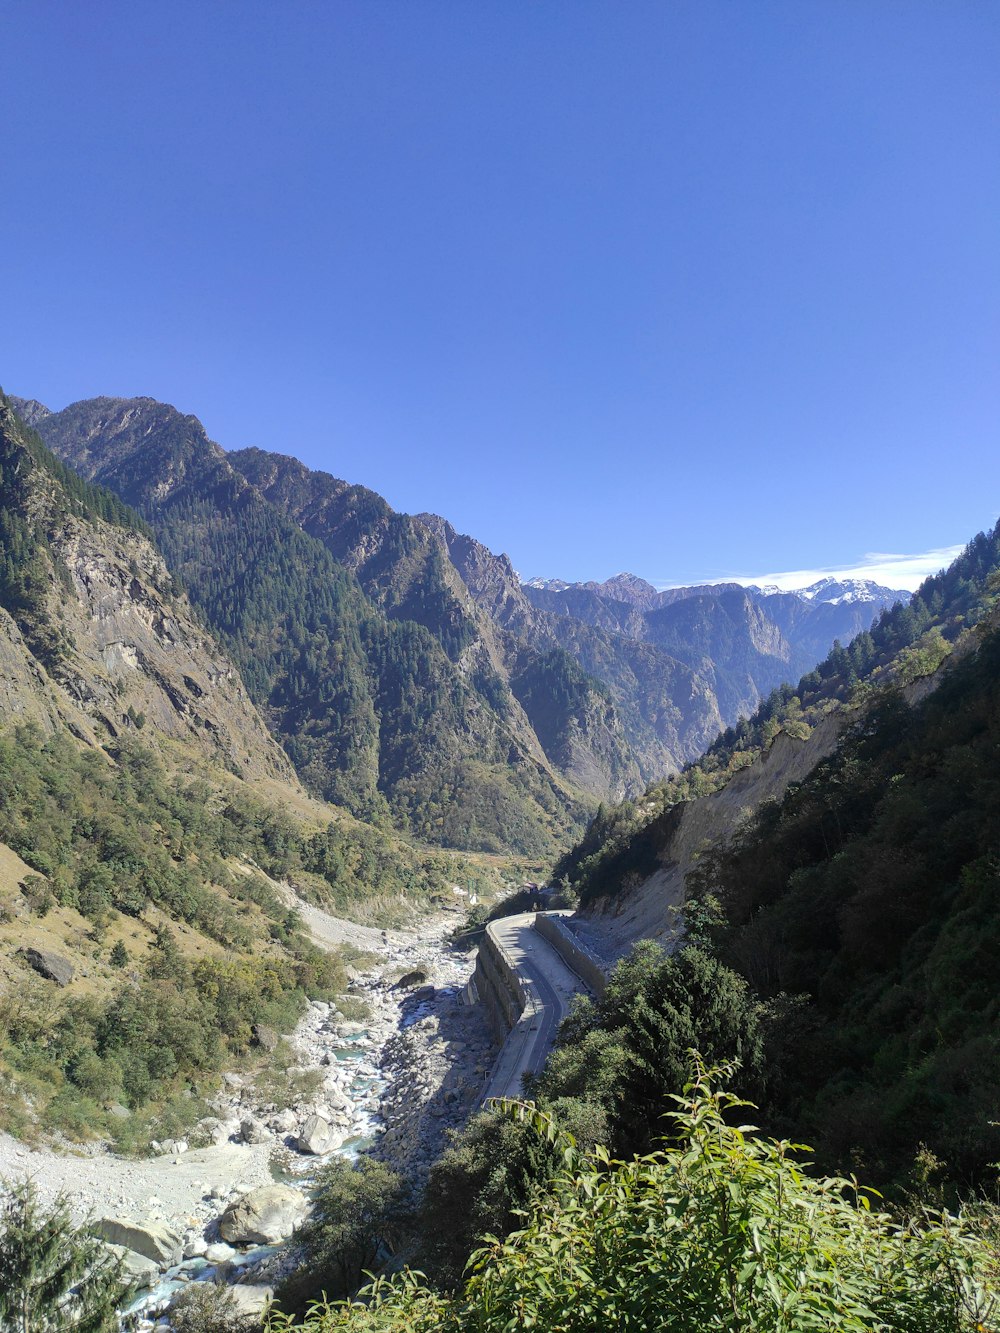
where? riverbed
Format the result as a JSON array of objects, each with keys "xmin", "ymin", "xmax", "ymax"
[{"xmin": 0, "ymin": 903, "xmax": 495, "ymax": 1323}]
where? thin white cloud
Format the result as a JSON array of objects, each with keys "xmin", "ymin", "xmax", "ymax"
[{"xmin": 661, "ymin": 544, "xmax": 968, "ymax": 594}]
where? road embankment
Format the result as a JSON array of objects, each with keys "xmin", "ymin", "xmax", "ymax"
[
  {"xmin": 533, "ymin": 912, "xmax": 607, "ymax": 997},
  {"xmin": 475, "ymin": 913, "xmax": 599, "ymax": 1105}
]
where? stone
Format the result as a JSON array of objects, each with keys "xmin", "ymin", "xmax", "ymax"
[
  {"xmin": 106, "ymin": 1101, "xmax": 131, "ymax": 1119},
  {"xmin": 239, "ymin": 1116, "xmax": 270, "ymax": 1145},
  {"xmin": 296, "ymin": 1113, "xmax": 339, "ymax": 1155},
  {"xmin": 269, "ymin": 1108, "xmax": 298, "ymax": 1134},
  {"xmin": 183, "ymin": 1237, "xmax": 207, "ymax": 1259},
  {"xmin": 91, "ymin": 1218, "xmax": 183, "ymax": 1266},
  {"xmin": 204, "ymin": 1241, "xmax": 237, "ymax": 1262},
  {"xmin": 103, "ymin": 1242, "xmax": 161, "ymax": 1284},
  {"xmin": 229, "ymin": 1285, "xmax": 275, "ymax": 1314},
  {"xmin": 395, "ymin": 969, "xmax": 428, "ymax": 990},
  {"xmin": 20, "ymin": 948, "xmax": 74, "ymax": 986},
  {"xmin": 218, "ymin": 1185, "xmax": 309, "ymax": 1245},
  {"xmin": 251, "ymin": 1023, "xmax": 278, "ymax": 1052}
]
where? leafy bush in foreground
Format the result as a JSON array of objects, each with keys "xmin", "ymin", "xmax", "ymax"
[{"xmin": 272, "ymin": 1064, "xmax": 999, "ymax": 1332}]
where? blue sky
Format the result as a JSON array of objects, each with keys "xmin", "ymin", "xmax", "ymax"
[{"xmin": 2, "ymin": 2, "xmax": 997, "ymax": 590}]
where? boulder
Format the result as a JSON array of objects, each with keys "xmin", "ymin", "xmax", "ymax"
[
  {"xmin": 229, "ymin": 1285, "xmax": 275, "ymax": 1314},
  {"xmin": 20, "ymin": 948, "xmax": 74, "ymax": 986},
  {"xmin": 296, "ymin": 1113, "xmax": 338, "ymax": 1155},
  {"xmin": 251, "ymin": 1023, "xmax": 278, "ymax": 1052},
  {"xmin": 239, "ymin": 1116, "xmax": 270, "ymax": 1145},
  {"xmin": 394, "ymin": 969, "xmax": 428, "ymax": 990},
  {"xmin": 102, "ymin": 1242, "xmax": 160, "ymax": 1284},
  {"xmin": 218, "ymin": 1185, "xmax": 309, "ymax": 1245},
  {"xmin": 91, "ymin": 1218, "xmax": 182, "ymax": 1266},
  {"xmin": 204, "ymin": 1241, "xmax": 237, "ymax": 1263},
  {"xmin": 268, "ymin": 1108, "xmax": 298, "ymax": 1134}
]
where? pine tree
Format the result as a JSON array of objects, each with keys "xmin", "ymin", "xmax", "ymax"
[{"xmin": 0, "ymin": 1180, "xmax": 131, "ymax": 1332}]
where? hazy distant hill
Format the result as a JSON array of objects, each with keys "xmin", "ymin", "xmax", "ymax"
[{"xmin": 523, "ymin": 571, "xmax": 906, "ymax": 722}]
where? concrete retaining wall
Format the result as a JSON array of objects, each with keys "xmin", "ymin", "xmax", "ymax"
[
  {"xmin": 474, "ymin": 923, "xmax": 531, "ymax": 1042},
  {"xmin": 533, "ymin": 913, "xmax": 607, "ymax": 997}
]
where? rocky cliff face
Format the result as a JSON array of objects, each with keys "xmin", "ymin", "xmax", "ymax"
[
  {"xmin": 0, "ymin": 395, "xmax": 294, "ymax": 782},
  {"xmin": 415, "ymin": 513, "xmax": 723, "ymax": 776},
  {"xmin": 229, "ymin": 452, "xmax": 650, "ymax": 803},
  {"xmin": 524, "ymin": 574, "xmax": 907, "ymax": 727},
  {"xmin": 22, "ymin": 393, "xmax": 767, "ymax": 822}
]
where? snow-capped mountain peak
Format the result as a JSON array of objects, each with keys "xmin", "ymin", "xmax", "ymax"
[{"xmin": 794, "ymin": 577, "xmax": 908, "ymax": 606}]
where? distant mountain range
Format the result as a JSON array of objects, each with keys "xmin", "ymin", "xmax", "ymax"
[
  {"xmin": 520, "ymin": 571, "xmax": 907, "ymax": 725},
  {"xmin": 8, "ymin": 390, "xmax": 912, "ymax": 853},
  {"xmin": 525, "ymin": 571, "xmax": 907, "ymax": 609}
]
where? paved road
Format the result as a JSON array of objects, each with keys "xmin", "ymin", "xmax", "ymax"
[{"xmin": 480, "ymin": 912, "xmax": 591, "ymax": 1104}]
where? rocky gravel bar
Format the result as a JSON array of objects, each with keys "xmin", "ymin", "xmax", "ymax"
[{"xmin": 0, "ymin": 904, "xmax": 496, "ymax": 1324}]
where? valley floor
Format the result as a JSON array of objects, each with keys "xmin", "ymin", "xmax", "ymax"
[{"xmin": 0, "ymin": 897, "xmax": 495, "ymax": 1301}]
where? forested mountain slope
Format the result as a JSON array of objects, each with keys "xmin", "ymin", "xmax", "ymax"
[
  {"xmin": 686, "ymin": 615, "xmax": 1000, "ymax": 1184},
  {"xmin": 0, "ymin": 390, "xmax": 514, "ymax": 1144},
  {"xmin": 557, "ymin": 522, "xmax": 1000, "ymax": 922},
  {"xmin": 542, "ymin": 521, "xmax": 1000, "ymax": 1193},
  {"xmin": 22, "ymin": 396, "xmax": 591, "ymax": 853},
  {"xmin": 229, "ymin": 447, "xmax": 646, "ymax": 802},
  {"xmin": 226, "ymin": 446, "xmax": 726, "ymax": 788}
]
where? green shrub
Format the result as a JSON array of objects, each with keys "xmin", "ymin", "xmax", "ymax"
[
  {"xmin": 274, "ymin": 1063, "xmax": 999, "ymax": 1332},
  {"xmin": 274, "ymin": 1158, "xmax": 408, "ymax": 1315},
  {"xmin": 168, "ymin": 1282, "xmax": 259, "ymax": 1332}
]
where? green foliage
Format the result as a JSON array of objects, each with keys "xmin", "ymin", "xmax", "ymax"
[
  {"xmin": 167, "ymin": 1282, "xmax": 259, "ymax": 1332},
  {"xmin": 272, "ymin": 1064, "xmax": 999, "ymax": 1331},
  {"xmin": 510, "ymin": 648, "xmax": 607, "ymax": 756},
  {"xmin": 537, "ymin": 940, "xmax": 767, "ymax": 1156},
  {"xmin": 0, "ymin": 726, "xmax": 375, "ymax": 1130},
  {"xmin": 409, "ymin": 940, "xmax": 761, "ymax": 1287},
  {"xmin": 0, "ymin": 1179, "xmax": 131, "ymax": 1331},
  {"xmin": 274, "ymin": 1158, "xmax": 408, "ymax": 1315},
  {"xmin": 413, "ymin": 1102, "xmax": 589, "ymax": 1290},
  {"xmin": 687, "ymin": 627, "xmax": 1000, "ymax": 1187}
]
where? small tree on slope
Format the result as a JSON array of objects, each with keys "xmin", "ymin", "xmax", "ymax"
[{"xmin": 0, "ymin": 1179, "xmax": 130, "ymax": 1333}]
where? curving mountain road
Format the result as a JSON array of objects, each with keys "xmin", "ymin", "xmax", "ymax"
[{"xmin": 480, "ymin": 912, "xmax": 592, "ymax": 1104}]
